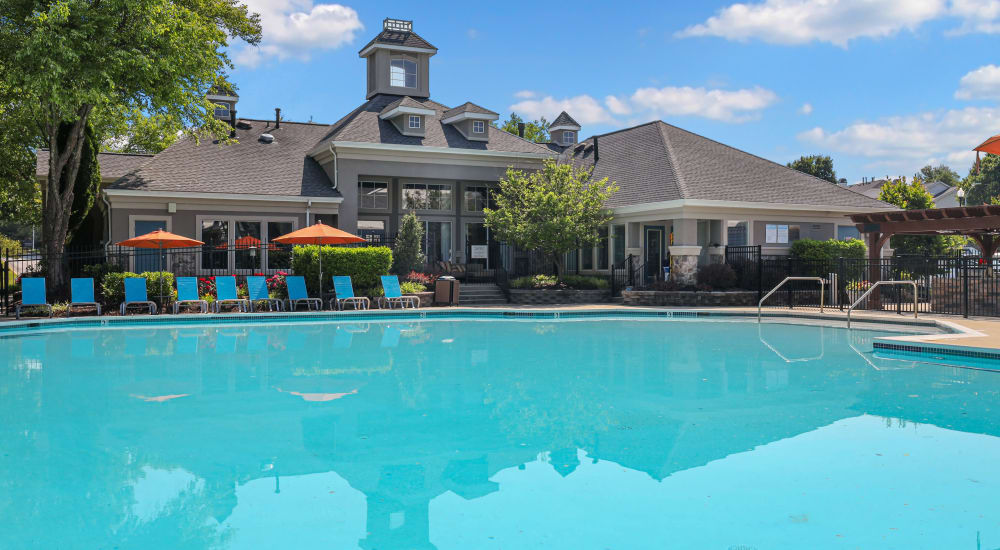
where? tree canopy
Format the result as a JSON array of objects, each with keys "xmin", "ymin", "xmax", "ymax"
[
  {"xmin": 786, "ymin": 154, "xmax": 838, "ymax": 184},
  {"xmin": 485, "ymin": 160, "xmax": 618, "ymax": 275},
  {"xmin": 0, "ymin": 0, "xmax": 262, "ymax": 284},
  {"xmin": 879, "ymin": 177, "xmax": 964, "ymax": 255},
  {"xmin": 965, "ymin": 153, "xmax": 1000, "ymax": 206},
  {"xmin": 915, "ymin": 164, "xmax": 961, "ymax": 188},
  {"xmin": 494, "ymin": 112, "xmax": 550, "ymax": 143}
]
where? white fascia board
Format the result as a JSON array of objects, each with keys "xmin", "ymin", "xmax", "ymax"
[
  {"xmin": 440, "ymin": 112, "xmax": 500, "ymax": 125},
  {"xmin": 358, "ymin": 44, "xmax": 437, "ymax": 57},
  {"xmin": 612, "ymin": 199, "xmax": 898, "ymax": 216},
  {"xmin": 548, "ymin": 125, "xmax": 581, "ymax": 132},
  {"xmin": 310, "ymin": 140, "xmax": 553, "ymax": 162},
  {"xmin": 379, "ymin": 106, "xmax": 436, "ymax": 119},
  {"xmin": 103, "ymin": 189, "xmax": 343, "ymax": 204},
  {"xmin": 207, "ymin": 94, "xmax": 239, "ymax": 102}
]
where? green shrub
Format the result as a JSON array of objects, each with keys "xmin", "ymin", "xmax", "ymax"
[
  {"xmin": 0, "ymin": 233, "xmax": 23, "ymax": 256},
  {"xmin": 392, "ymin": 211, "xmax": 425, "ymax": 274},
  {"xmin": 101, "ymin": 271, "xmax": 176, "ymax": 305},
  {"xmin": 511, "ymin": 274, "xmax": 557, "ymax": 289},
  {"xmin": 400, "ymin": 281, "xmax": 426, "ymax": 294},
  {"xmin": 696, "ymin": 263, "xmax": 737, "ymax": 290},
  {"xmin": 559, "ymin": 275, "xmax": 609, "ymax": 290},
  {"xmin": 81, "ymin": 262, "xmax": 124, "ymax": 291},
  {"xmin": 291, "ymin": 245, "xmax": 392, "ymax": 297},
  {"xmin": 790, "ymin": 238, "xmax": 866, "ymax": 262}
]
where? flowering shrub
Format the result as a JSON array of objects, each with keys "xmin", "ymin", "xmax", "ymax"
[
  {"xmin": 266, "ymin": 271, "xmax": 288, "ymax": 299},
  {"xmin": 405, "ymin": 271, "xmax": 437, "ymax": 285},
  {"xmin": 198, "ymin": 277, "xmax": 217, "ymax": 297},
  {"xmin": 846, "ymin": 280, "xmax": 872, "ymax": 292}
]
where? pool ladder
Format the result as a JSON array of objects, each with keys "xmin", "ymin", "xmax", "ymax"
[{"xmin": 846, "ymin": 280, "xmax": 917, "ymax": 328}]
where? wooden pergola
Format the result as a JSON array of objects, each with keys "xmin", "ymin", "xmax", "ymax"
[{"xmin": 851, "ymin": 205, "xmax": 1000, "ymax": 282}]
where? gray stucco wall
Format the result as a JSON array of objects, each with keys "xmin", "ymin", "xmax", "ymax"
[
  {"xmin": 109, "ymin": 207, "xmax": 331, "ymax": 244},
  {"xmin": 752, "ymin": 220, "xmax": 834, "ymax": 248}
]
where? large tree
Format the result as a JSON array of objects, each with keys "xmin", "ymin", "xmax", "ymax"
[
  {"xmin": 965, "ymin": 153, "xmax": 1000, "ymax": 205},
  {"xmin": 787, "ymin": 154, "xmax": 838, "ymax": 183},
  {"xmin": 494, "ymin": 112, "xmax": 550, "ymax": 143},
  {"xmin": 915, "ymin": 164, "xmax": 961, "ymax": 187},
  {"xmin": 0, "ymin": 0, "xmax": 261, "ymax": 286},
  {"xmin": 878, "ymin": 177, "xmax": 964, "ymax": 255},
  {"xmin": 485, "ymin": 159, "xmax": 618, "ymax": 275}
]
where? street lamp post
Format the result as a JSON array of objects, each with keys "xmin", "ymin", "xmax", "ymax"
[{"xmin": 957, "ymin": 187, "xmax": 966, "ymax": 207}]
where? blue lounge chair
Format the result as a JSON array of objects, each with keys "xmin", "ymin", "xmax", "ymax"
[
  {"xmin": 285, "ymin": 275, "xmax": 322, "ymax": 311},
  {"xmin": 121, "ymin": 277, "xmax": 156, "ymax": 315},
  {"xmin": 247, "ymin": 275, "xmax": 283, "ymax": 312},
  {"xmin": 379, "ymin": 275, "xmax": 419, "ymax": 309},
  {"xmin": 16, "ymin": 277, "xmax": 52, "ymax": 319},
  {"xmin": 69, "ymin": 278, "xmax": 101, "ymax": 316},
  {"xmin": 331, "ymin": 276, "xmax": 370, "ymax": 310},
  {"xmin": 213, "ymin": 276, "xmax": 249, "ymax": 313},
  {"xmin": 173, "ymin": 277, "xmax": 208, "ymax": 314}
]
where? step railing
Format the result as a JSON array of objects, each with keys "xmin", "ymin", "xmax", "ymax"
[
  {"xmin": 846, "ymin": 280, "xmax": 917, "ymax": 328},
  {"xmin": 758, "ymin": 276, "xmax": 826, "ymax": 323}
]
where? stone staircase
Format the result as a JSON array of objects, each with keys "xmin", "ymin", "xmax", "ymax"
[{"xmin": 459, "ymin": 283, "xmax": 508, "ymax": 306}]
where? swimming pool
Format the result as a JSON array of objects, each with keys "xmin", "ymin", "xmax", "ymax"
[{"xmin": 2, "ymin": 315, "xmax": 998, "ymax": 549}]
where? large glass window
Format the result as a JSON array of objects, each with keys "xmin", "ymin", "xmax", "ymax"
[
  {"xmin": 267, "ymin": 221, "xmax": 293, "ymax": 270},
  {"xmin": 728, "ymin": 221, "xmax": 749, "ymax": 246},
  {"xmin": 201, "ymin": 220, "xmax": 229, "ymax": 270},
  {"xmin": 358, "ymin": 181, "xmax": 388, "ymax": 210},
  {"xmin": 597, "ymin": 227, "xmax": 610, "ymax": 270},
  {"xmin": 423, "ymin": 221, "xmax": 452, "ymax": 263},
  {"xmin": 403, "ymin": 183, "xmax": 452, "ymax": 211},
  {"xmin": 765, "ymin": 223, "xmax": 800, "ymax": 244},
  {"xmin": 464, "ymin": 186, "xmax": 493, "ymax": 212},
  {"xmin": 581, "ymin": 245, "xmax": 594, "ymax": 270},
  {"xmin": 390, "ymin": 57, "xmax": 417, "ymax": 88},
  {"xmin": 235, "ymin": 221, "xmax": 262, "ymax": 271},
  {"xmin": 838, "ymin": 225, "xmax": 861, "ymax": 241},
  {"xmin": 612, "ymin": 224, "xmax": 626, "ymax": 265}
]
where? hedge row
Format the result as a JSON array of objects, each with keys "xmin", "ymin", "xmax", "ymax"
[
  {"xmin": 291, "ymin": 245, "xmax": 393, "ymax": 296},
  {"xmin": 789, "ymin": 238, "xmax": 866, "ymax": 262}
]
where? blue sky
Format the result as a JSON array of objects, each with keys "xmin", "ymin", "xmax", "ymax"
[{"xmin": 229, "ymin": 0, "xmax": 1000, "ymax": 184}]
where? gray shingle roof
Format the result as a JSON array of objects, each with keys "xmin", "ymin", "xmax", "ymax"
[
  {"xmin": 319, "ymin": 94, "xmax": 553, "ymax": 155},
  {"xmin": 380, "ymin": 95, "xmax": 433, "ymax": 116},
  {"xmin": 359, "ymin": 28, "xmax": 436, "ymax": 53},
  {"xmin": 563, "ymin": 121, "xmax": 895, "ymax": 210},
  {"xmin": 549, "ymin": 111, "xmax": 580, "ymax": 129},
  {"xmin": 442, "ymin": 102, "xmax": 498, "ymax": 119},
  {"xmin": 108, "ymin": 120, "xmax": 339, "ymax": 198},
  {"xmin": 35, "ymin": 150, "xmax": 153, "ymax": 179},
  {"xmin": 849, "ymin": 178, "xmax": 955, "ymax": 201}
]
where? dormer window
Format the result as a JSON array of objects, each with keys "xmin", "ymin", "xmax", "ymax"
[
  {"xmin": 562, "ymin": 131, "xmax": 576, "ymax": 144},
  {"xmin": 473, "ymin": 120, "xmax": 485, "ymax": 134},
  {"xmin": 213, "ymin": 103, "xmax": 231, "ymax": 119},
  {"xmin": 390, "ymin": 56, "xmax": 417, "ymax": 88},
  {"xmin": 408, "ymin": 115, "xmax": 421, "ymax": 129}
]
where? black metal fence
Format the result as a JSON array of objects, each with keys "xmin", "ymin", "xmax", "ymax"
[{"xmin": 725, "ymin": 245, "xmax": 1000, "ymax": 318}]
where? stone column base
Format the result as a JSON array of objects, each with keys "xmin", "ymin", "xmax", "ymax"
[{"xmin": 668, "ymin": 245, "xmax": 702, "ymax": 285}]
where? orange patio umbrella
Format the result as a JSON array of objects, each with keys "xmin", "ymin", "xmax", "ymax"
[
  {"xmin": 974, "ymin": 134, "xmax": 1000, "ymax": 172},
  {"xmin": 117, "ymin": 229, "xmax": 204, "ymax": 306},
  {"xmin": 271, "ymin": 223, "xmax": 365, "ymax": 302}
]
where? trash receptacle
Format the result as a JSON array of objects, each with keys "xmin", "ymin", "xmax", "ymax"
[{"xmin": 435, "ymin": 276, "xmax": 460, "ymax": 305}]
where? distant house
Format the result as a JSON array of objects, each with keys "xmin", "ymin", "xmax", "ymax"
[{"xmin": 38, "ymin": 17, "xmax": 894, "ymax": 283}]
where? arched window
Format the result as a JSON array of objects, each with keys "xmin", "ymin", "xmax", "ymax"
[{"xmin": 390, "ymin": 57, "xmax": 417, "ymax": 88}]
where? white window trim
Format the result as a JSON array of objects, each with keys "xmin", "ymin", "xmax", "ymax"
[
  {"xmin": 195, "ymin": 215, "xmax": 299, "ymax": 274},
  {"xmin": 408, "ymin": 115, "xmax": 421, "ymax": 129},
  {"xmin": 472, "ymin": 120, "xmax": 485, "ymax": 134},
  {"xmin": 562, "ymin": 131, "xmax": 575, "ymax": 144},
  {"xmin": 390, "ymin": 56, "xmax": 417, "ymax": 89},
  {"xmin": 358, "ymin": 179, "xmax": 390, "ymax": 211},
  {"xmin": 128, "ymin": 215, "xmax": 173, "ymax": 273},
  {"xmin": 402, "ymin": 182, "xmax": 454, "ymax": 212}
]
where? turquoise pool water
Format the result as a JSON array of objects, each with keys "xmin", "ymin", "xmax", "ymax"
[{"xmin": 1, "ymin": 316, "xmax": 998, "ymax": 549}]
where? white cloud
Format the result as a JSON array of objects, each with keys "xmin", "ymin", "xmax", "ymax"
[
  {"xmin": 629, "ymin": 85, "xmax": 779, "ymax": 122},
  {"xmin": 605, "ymin": 95, "xmax": 632, "ymax": 116},
  {"xmin": 955, "ymin": 64, "xmax": 1000, "ymax": 100},
  {"xmin": 799, "ymin": 106, "xmax": 1000, "ymax": 171},
  {"xmin": 513, "ymin": 90, "xmax": 537, "ymax": 99},
  {"xmin": 949, "ymin": 0, "xmax": 1000, "ymax": 33},
  {"xmin": 233, "ymin": 1, "xmax": 363, "ymax": 68},
  {"xmin": 676, "ymin": 0, "xmax": 947, "ymax": 47},
  {"xmin": 509, "ymin": 94, "xmax": 619, "ymax": 125},
  {"xmin": 799, "ymin": 102, "xmax": 813, "ymax": 115}
]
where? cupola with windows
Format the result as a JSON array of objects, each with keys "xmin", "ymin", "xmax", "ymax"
[
  {"xmin": 207, "ymin": 83, "xmax": 238, "ymax": 123},
  {"xmin": 548, "ymin": 111, "xmax": 581, "ymax": 146},
  {"xmin": 359, "ymin": 18, "xmax": 438, "ymax": 99}
]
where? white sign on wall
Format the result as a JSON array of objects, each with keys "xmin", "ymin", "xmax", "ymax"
[{"xmin": 470, "ymin": 245, "xmax": 488, "ymax": 259}]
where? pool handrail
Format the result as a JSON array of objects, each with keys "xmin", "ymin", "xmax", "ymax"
[
  {"xmin": 846, "ymin": 280, "xmax": 917, "ymax": 329},
  {"xmin": 758, "ymin": 276, "xmax": 825, "ymax": 323}
]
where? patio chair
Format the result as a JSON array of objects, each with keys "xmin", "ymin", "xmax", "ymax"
[
  {"xmin": 378, "ymin": 275, "xmax": 419, "ymax": 309},
  {"xmin": 173, "ymin": 277, "xmax": 208, "ymax": 314},
  {"xmin": 285, "ymin": 275, "xmax": 322, "ymax": 311},
  {"xmin": 121, "ymin": 277, "xmax": 157, "ymax": 315},
  {"xmin": 69, "ymin": 278, "xmax": 101, "ymax": 316},
  {"xmin": 331, "ymin": 275, "xmax": 370, "ymax": 311},
  {"xmin": 213, "ymin": 276, "xmax": 249, "ymax": 313},
  {"xmin": 247, "ymin": 275, "xmax": 283, "ymax": 312},
  {"xmin": 16, "ymin": 277, "xmax": 53, "ymax": 319}
]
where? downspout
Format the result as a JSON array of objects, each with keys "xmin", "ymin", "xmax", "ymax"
[
  {"xmin": 306, "ymin": 200, "xmax": 312, "ymax": 226},
  {"xmin": 101, "ymin": 191, "xmax": 113, "ymax": 251},
  {"xmin": 327, "ymin": 142, "xmax": 338, "ymax": 189}
]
